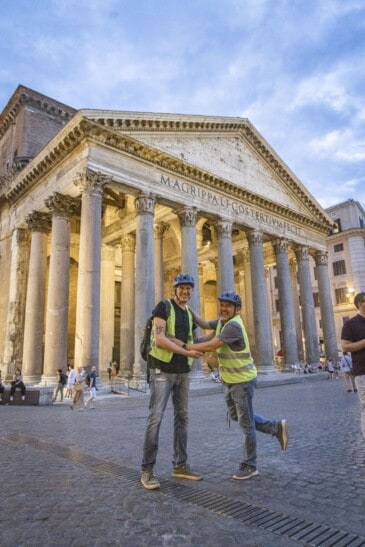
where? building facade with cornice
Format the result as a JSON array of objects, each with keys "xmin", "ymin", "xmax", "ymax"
[{"xmin": 0, "ymin": 85, "xmax": 339, "ymax": 383}]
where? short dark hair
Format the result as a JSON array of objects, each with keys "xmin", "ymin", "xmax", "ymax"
[{"xmin": 354, "ymin": 292, "xmax": 365, "ymax": 309}]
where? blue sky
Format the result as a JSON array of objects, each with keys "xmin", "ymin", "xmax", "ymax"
[{"xmin": 1, "ymin": 0, "xmax": 365, "ymax": 210}]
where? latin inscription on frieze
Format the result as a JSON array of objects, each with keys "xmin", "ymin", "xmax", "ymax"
[{"xmin": 158, "ymin": 175, "xmax": 301, "ymax": 237}]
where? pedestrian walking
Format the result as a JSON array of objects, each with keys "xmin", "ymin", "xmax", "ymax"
[
  {"xmin": 70, "ymin": 366, "xmax": 86, "ymax": 410},
  {"xmin": 326, "ymin": 359, "xmax": 334, "ymax": 379},
  {"xmin": 140, "ymin": 273, "xmax": 203, "ymax": 490},
  {"xmin": 52, "ymin": 368, "xmax": 67, "ymax": 402},
  {"xmin": 340, "ymin": 352, "xmax": 357, "ymax": 393},
  {"xmin": 65, "ymin": 364, "xmax": 76, "ymax": 398},
  {"xmin": 187, "ymin": 291, "xmax": 288, "ymax": 481},
  {"xmin": 107, "ymin": 362, "xmax": 112, "ymax": 381},
  {"xmin": 85, "ymin": 366, "xmax": 97, "ymax": 409},
  {"xmin": 341, "ymin": 291, "xmax": 365, "ymax": 438}
]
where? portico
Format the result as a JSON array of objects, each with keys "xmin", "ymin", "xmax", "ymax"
[{"xmin": 0, "ymin": 89, "xmax": 338, "ymax": 383}]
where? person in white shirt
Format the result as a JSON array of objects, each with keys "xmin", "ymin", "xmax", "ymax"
[{"xmin": 340, "ymin": 352, "xmax": 357, "ymax": 393}]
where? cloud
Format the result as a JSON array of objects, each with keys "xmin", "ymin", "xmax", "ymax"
[{"xmin": 1, "ymin": 0, "xmax": 365, "ymax": 208}]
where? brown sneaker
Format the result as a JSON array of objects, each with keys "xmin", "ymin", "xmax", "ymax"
[{"xmin": 172, "ymin": 464, "xmax": 202, "ymax": 480}]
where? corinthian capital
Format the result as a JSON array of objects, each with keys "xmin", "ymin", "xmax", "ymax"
[
  {"xmin": 25, "ymin": 211, "xmax": 52, "ymax": 233},
  {"xmin": 215, "ymin": 219, "xmax": 232, "ymax": 239},
  {"xmin": 134, "ymin": 193, "xmax": 156, "ymax": 215},
  {"xmin": 74, "ymin": 169, "xmax": 111, "ymax": 197},
  {"xmin": 294, "ymin": 245, "xmax": 309, "ymax": 263},
  {"xmin": 45, "ymin": 193, "xmax": 78, "ymax": 218},
  {"xmin": 273, "ymin": 238, "xmax": 289, "ymax": 255},
  {"xmin": 177, "ymin": 206, "xmax": 198, "ymax": 227},
  {"xmin": 314, "ymin": 250, "xmax": 328, "ymax": 266},
  {"xmin": 154, "ymin": 222, "xmax": 170, "ymax": 239},
  {"xmin": 247, "ymin": 230, "xmax": 263, "ymax": 248},
  {"xmin": 121, "ymin": 234, "xmax": 136, "ymax": 252}
]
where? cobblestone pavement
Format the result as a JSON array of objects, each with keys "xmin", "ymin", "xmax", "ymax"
[{"xmin": 0, "ymin": 374, "xmax": 364, "ymax": 547}]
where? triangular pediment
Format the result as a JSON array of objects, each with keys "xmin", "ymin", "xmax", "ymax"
[{"xmin": 82, "ymin": 110, "xmax": 331, "ymax": 227}]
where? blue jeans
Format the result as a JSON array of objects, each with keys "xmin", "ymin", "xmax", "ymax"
[
  {"xmin": 224, "ymin": 379, "xmax": 279, "ymax": 468},
  {"xmin": 142, "ymin": 370, "xmax": 190, "ymax": 470}
]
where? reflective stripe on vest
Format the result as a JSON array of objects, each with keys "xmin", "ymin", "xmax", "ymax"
[
  {"xmin": 149, "ymin": 302, "xmax": 194, "ymax": 365},
  {"xmin": 216, "ymin": 315, "xmax": 257, "ymax": 383}
]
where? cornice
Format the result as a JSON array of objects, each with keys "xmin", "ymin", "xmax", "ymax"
[
  {"xmin": 4, "ymin": 115, "xmax": 333, "ymax": 234},
  {"xmin": 0, "ymin": 85, "xmax": 76, "ymax": 138},
  {"xmin": 327, "ymin": 227, "xmax": 365, "ymax": 242}
]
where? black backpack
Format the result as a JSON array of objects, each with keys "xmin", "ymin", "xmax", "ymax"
[
  {"xmin": 140, "ymin": 299, "xmax": 171, "ymax": 362},
  {"xmin": 60, "ymin": 373, "xmax": 67, "ymax": 386}
]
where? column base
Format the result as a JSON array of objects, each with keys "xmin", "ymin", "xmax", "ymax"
[
  {"xmin": 256, "ymin": 364, "xmax": 278, "ymax": 375},
  {"xmin": 39, "ymin": 375, "xmax": 58, "ymax": 387},
  {"xmin": 22, "ymin": 375, "xmax": 42, "ymax": 386}
]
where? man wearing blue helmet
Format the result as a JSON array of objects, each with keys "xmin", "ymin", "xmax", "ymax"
[
  {"xmin": 140, "ymin": 274, "xmax": 203, "ymax": 490},
  {"xmin": 187, "ymin": 291, "xmax": 288, "ymax": 481}
]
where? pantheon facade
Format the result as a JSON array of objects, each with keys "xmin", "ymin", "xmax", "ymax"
[{"xmin": 0, "ymin": 86, "xmax": 338, "ymax": 383}]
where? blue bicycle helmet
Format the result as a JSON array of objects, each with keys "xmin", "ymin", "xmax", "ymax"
[
  {"xmin": 173, "ymin": 273, "xmax": 195, "ymax": 287},
  {"xmin": 218, "ymin": 291, "xmax": 242, "ymax": 307}
]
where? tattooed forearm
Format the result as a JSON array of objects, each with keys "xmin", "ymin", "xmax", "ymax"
[{"xmin": 156, "ymin": 325, "xmax": 165, "ymax": 335}]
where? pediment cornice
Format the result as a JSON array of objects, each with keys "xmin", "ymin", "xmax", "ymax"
[
  {"xmin": 84, "ymin": 111, "xmax": 331, "ymax": 227},
  {"xmin": 4, "ymin": 114, "xmax": 333, "ymax": 234}
]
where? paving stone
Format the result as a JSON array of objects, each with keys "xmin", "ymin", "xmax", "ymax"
[{"xmin": 0, "ymin": 375, "xmax": 364, "ymax": 546}]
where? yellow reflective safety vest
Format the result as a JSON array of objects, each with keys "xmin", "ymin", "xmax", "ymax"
[
  {"xmin": 149, "ymin": 301, "xmax": 194, "ymax": 366},
  {"xmin": 216, "ymin": 315, "xmax": 257, "ymax": 384}
]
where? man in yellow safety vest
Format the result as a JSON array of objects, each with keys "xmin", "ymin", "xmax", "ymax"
[{"xmin": 187, "ymin": 291, "xmax": 288, "ymax": 481}]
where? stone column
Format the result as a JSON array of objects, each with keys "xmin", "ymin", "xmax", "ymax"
[
  {"xmin": 236, "ymin": 249, "xmax": 255, "ymax": 356},
  {"xmin": 295, "ymin": 246, "xmax": 320, "ymax": 365},
  {"xmin": 198, "ymin": 264, "xmax": 205, "ymax": 316},
  {"xmin": 22, "ymin": 212, "xmax": 51, "ymax": 384},
  {"xmin": 74, "ymin": 170, "xmax": 106, "ymax": 373},
  {"xmin": 154, "ymin": 222, "xmax": 169, "ymax": 303},
  {"xmin": 134, "ymin": 194, "xmax": 155, "ymax": 377},
  {"xmin": 215, "ymin": 219, "xmax": 235, "ymax": 293},
  {"xmin": 99, "ymin": 244, "xmax": 115, "ymax": 375},
  {"xmin": 289, "ymin": 258, "xmax": 304, "ymax": 361},
  {"xmin": 314, "ymin": 251, "xmax": 338, "ymax": 361},
  {"xmin": 273, "ymin": 238, "xmax": 299, "ymax": 369},
  {"xmin": 265, "ymin": 265, "xmax": 277, "ymax": 360},
  {"xmin": 178, "ymin": 206, "xmax": 202, "ymax": 374},
  {"xmin": 43, "ymin": 193, "xmax": 76, "ymax": 382},
  {"xmin": 248, "ymin": 231, "xmax": 273, "ymax": 369},
  {"xmin": 177, "ymin": 207, "xmax": 201, "ymax": 313},
  {"xmin": 120, "ymin": 234, "xmax": 136, "ymax": 374},
  {"xmin": 2, "ymin": 228, "xmax": 30, "ymax": 379}
]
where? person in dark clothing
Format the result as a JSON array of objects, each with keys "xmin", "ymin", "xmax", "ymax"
[
  {"xmin": 341, "ymin": 291, "xmax": 365, "ymax": 438},
  {"xmin": 140, "ymin": 274, "xmax": 202, "ymax": 490},
  {"xmin": 10, "ymin": 369, "xmax": 26, "ymax": 401},
  {"xmin": 52, "ymin": 368, "xmax": 67, "ymax": 402},
  {"xmin": 0, "ymin": 371, "xmax": 5, "ymax": 402}
]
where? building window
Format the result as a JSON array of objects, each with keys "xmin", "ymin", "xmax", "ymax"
[
  {"xmin": 313, "ymin": 266, "xmax": 318, "ymax": 281},
  {"xmin": 313, "ymin": 292, "xmax": 320, "ymax": 307},
  {"xmin": 334, "ymin": 218, "xmax": 342, "ymax": 233},
  {"xmin": 335, "ymin": 288, "xmax": 348, "ymax": 304},
  {"xmin": 332, "ymin": 260, "xmax": 346, "ymax": 276},
  {"xmin": 333, "ymin": 243, "xmax": 344, "ymax": 252},
  {"xmin": 274, "ymin": 276, "xmax": 278, "ymax": 289},
  {"xmin": 360, "ymin": 217, "xmax": 364, "ymax": 228},
  {"xmin": 275, "ymin": 299, "xmax": 280, "ymax": 313}
]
